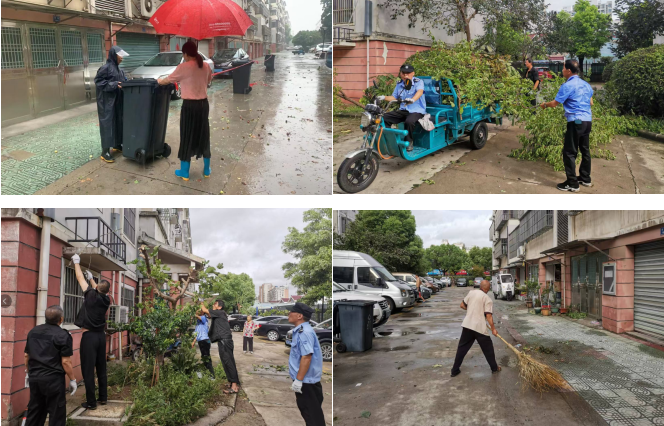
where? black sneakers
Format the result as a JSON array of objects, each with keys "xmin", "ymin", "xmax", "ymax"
[
  {"xmin": 100, "ymin": 150, "xmax": 114, "ymax": 163},
  {"xmin": 578, "ymin": 180, "xmax": 593, "ymax": 187},
  {"xmin": 81, "ymin": 402, "xmax": 97, "ymax": 410},
  {"xmin": 557, "ymin": 181, "xmax": 580, "ymax": 192}
]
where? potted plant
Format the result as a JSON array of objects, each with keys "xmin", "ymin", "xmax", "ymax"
[
  {"xmin": 534, "ymin": 298, "xmax": 542, "ymax": 314},
  {"xmin": 559, "ymin": 306, "xmax": 568, "ymax": 314},
  {"xmin": 524, "ymin": 280, "xmax": 539, "ymax": 308}
]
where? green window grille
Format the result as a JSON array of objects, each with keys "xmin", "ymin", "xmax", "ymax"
[
  {"xmin": 1, "ymin": 27, "xmax": 25, "ymax": 69},
  {"xmin": 579, "ymin": 257, "xmax": 587, "ymax": 283},
  {"xmin": 87, "ymin": 33, "xmax": 104, "ymax": 63},
  {"xmin": 29, "ymin": 28, "xmax": 58, "ymax": 69},
  {"xmin": 61, "ymin": 30, "xmax": 83, "ymax": 66},
  {"xmin": 572, "ymin": 257, "xmax": 579, "ymax": 283}
]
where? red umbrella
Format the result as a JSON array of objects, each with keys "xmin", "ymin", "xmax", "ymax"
[
  {"xmin": 456, "ymin": 270, "xmax": 468, "ymax": 276},
  {"xmin": 149, "ymin": 0, "xmax": 253, "ymax": 40}
]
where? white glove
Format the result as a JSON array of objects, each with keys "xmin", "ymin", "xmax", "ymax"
[
  {"xmin": 404, "ymin": 98, "xmax": 414, "ymax": 104},
  {"xmin": 291, "ymin": 379, "xmax": 303, "ymax": 394},
  {"xmin": 69, "ymin": 379, "xmax": 77, "ymax": 395},
  {"xmin": 72, "ymin": 254, "xmax": 80, "ymax": 264},
  {"xmin": 85, "ymin": 270, "xmax": 94, "ymax": 281},
  {"xmin": 375, "ymin": 95, "xmax": 385, "ymax": 101}
]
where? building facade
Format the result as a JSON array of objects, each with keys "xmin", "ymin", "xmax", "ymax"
[
  {"xmin": 258, "ymin": 282, "xmax": 273, "ymax": 303},
  {"xmin": 214, "ymin": 0, "xmax": 272, "ymax": 59},
  {"xmin": 269, "ymin": 0, "xmax": 288, "ymax": 52},
  {"xmin": 268, "ymin": 285, "xmax": 289, "ymax": 302},
  {"xmin": 1, "ymin": 207, "xmax": 204, "ymax": 424},
  {"xmin": 490, "ymin": 210, "xmax": 664, "ymax": 338},
  {"xmin": 333, "ymin": 210, "xmax": 357, "ymax": 235},
  {"xmin": 332, "ymin": 0, "xmax": 484, "ymax": 100}
]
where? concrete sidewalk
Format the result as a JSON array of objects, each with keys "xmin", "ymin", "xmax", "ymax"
[
  {"xmin": 1, "ymin": 52, "xmax": 332, "ymax": 195},
  {"xmin": 209, "ymin": 332, "xmax": 332, "ymax": 426},
  {"xmin": 332, "ymin": 117, "xmax": 664, "ymax": 194}
]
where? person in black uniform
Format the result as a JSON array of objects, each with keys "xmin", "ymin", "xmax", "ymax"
[
  {"xmin": 71, "ymin": 254, "xmax": 111, "ymax": 410},
  {"xmin": 525, "ymin": 58, "xmax": 541, "ymax": 107},
  {"xmin": 24, "ymin": 305, "xmax": 77, "ymax": 426},
  {"xmin": 200, "ymin": 299, "xmax": 240, "ymax": 394}
]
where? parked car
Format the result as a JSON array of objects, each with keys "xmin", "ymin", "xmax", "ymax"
[
  {"xmin": 393, "ymin": 272, "xmax": 437, "ymax": 293},
  {"xmin": 440, "ymin": 277, "xmax": 452, "ymax": 287},
  {"xmin": 474, "ymin": 277, "xmax": 483, "ymax": 288},
  {"xmin": 129, "ymin": 51, "xmax": 214, "ymax": 100},
  {"xmin": 333, "ymin": 250, "xmax": 416, "ymax": 313},
  {"xmin": 433, "ymin": 278, "xmax": 444, "ymax": 289},
  {"xmin": 256, "ymin": 317, "xmax": 318, "ymax": 341},
  {"xmin": 285, "ymin": 319, "xmax": 332, "ymax": 361},
  {"xmin": 535, "ymin": 66, "xmax": 554, "ymax": 79},
  {"xmin": 314, "ymin": 42, "xmax": 332, "ymax": 58},
  {"xmin": 211, "ymin": 48, "xmax": 250, "ymax": 78},
  {"xmin": 456, "ymin": 278, "xmax": 468, "ymax": 287},
  {"xmin": 253, "ymin": 315, "xmax": 287, "ymax": 326},
  {"xmin": 229, "ymin": 314, "xmax": 250, "ymax": 332},
  {"xmin": 333, "ymin": 281, "xmax": 391, "ymax": 327}
]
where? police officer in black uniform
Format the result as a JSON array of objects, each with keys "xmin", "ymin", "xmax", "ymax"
[
  {"xmin": 72, "ymin": 253, "xmax": 111, "ymax": 410},
  {"xmin": 24, "ymin": 305, "xmax": 77, "ymax": 426}
]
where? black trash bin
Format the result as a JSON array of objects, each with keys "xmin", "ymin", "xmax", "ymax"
[
  {"xmin": 336, "ymin": 301, "xmax": 374, "ymax": 353},
  {"xmin": 231, "ymin": 59, "xmax": 253, "ymax": 94},
  {"xmin": 121, "ymin": 78, "xmax": 174, "ymax": 165},
  {"xmin": 264, "ymin": 54, "xmax": 275, "ymax": 72}
]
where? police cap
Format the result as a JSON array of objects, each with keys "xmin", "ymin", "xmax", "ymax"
[
  {"xmin": 400, "ymin": 64, "xmax": 415, "ymax": 73},
  {"xmin": 289, "ymin": 302, "xmax": 314, "ymax": 319}
]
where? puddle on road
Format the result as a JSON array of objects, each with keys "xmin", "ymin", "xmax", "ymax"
[
  {"xmin": 399, "ymin": 313, "xmax": 423, "ymax": 318},
  {"xmin": 375, "ymin": 345, "xmax": 411, "ymax": 352},
  {"xmin": 377, "ymin": 331, "xmax": 393, "ymax": 336}
]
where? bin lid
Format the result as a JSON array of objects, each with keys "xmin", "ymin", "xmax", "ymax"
[
  {"xmin": 336, "ymin": 300, "xmax": 374, "ymax": 307},
  {"xmin": 123, "ymin": 78, "xmax": 160, "ymax": 87}
]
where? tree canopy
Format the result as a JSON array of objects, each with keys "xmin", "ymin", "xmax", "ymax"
[
  {"xmin": 423, "ymin": 244, "xmax": 470, "ymax": 276},
  {"xmin": 570, "ymin": 0, "xmax": 612, "ymax": 68},
  {"xmin": 612, "ymin": 0, "xmax": 664, "ymax": 58},
  {"xmin": 292, "ymin": 30, "xmax": 323, "ymax": 51},
  {"xmin": 469, "ymin": 246, "xmax": 493, "ymax": 271},
  {"xmin": 282, "ymin": 208, "xmax": 332, "ymax": 305},
  {"xmin": 320, "ymin": 0, "xmax": 332, "ymax": 42},
  {"xmin": 211, "ymin": 272, "xmax": 256, "ymax": 313}
]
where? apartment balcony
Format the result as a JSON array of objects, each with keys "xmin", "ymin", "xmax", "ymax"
[
  {"xmin": 63, "ymin": 217, "xmax": 127, "ymax": 271},
  {"xmin": 518, "ymin": 210, "xmax": 554, "ymax": 244},
  {"xmin": 263, "ymin": 34, "xmax": 270, "ymax": 42},
  {"xmin": 508, "ymin": 228, "xmax": 519, "ymax": 260},
  {"xmin": 494, "ymin": 238, "xmax": 508, "ymax": 258},
  {"xmin": 496, "ymin": 210, "xmax": 518, "ymax": 231},
  {"xmin": 333, "ymin": 0, "xmax": 354, "ymax": 25}
]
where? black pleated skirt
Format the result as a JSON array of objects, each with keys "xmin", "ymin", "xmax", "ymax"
[{"xmin": 178, "ymin": 99, "xmax": 211, "ymax": 161}]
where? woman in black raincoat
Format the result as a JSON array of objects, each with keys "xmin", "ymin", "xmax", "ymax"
[{"xmin": 95, "ymin": 46, "xmax": 129, "ymax": 163}]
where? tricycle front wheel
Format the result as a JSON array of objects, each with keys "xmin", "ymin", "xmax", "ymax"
[
  {"xmin": 337, "ymin": 152, "xmax": 380, "ymax": 193},
  {"xmin": 470, "ymin": 121, "xmax": 488, "ymax": 149}
]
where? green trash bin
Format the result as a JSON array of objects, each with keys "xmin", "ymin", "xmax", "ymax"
[
  {"xmin": 121, "ymin": 78, "xmax": 174, "ymax": 165},
  {"xmin": 336, "ymin": 301, "xmax": 374, "ymax": 353},
  {"xmin": 231, "ymin": 59, "xmax": 253, "ymax": 94}
]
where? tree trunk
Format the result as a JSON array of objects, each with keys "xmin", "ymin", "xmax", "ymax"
[
  {"xmin": 465, "ymin": 19, "xmax": 472, "ymax": 43},
  {"xmin": 578, "ymin": 56, "xmax": 585, "ymax": 76}
]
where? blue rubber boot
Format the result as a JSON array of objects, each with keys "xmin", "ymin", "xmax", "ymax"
[
  {"xmin": 175, "ymin": 161, "xmax": 190, "ymax": 181},
  {"xmin": 203, "ymin": 158, "xmax": 211, "ymax": 178}
]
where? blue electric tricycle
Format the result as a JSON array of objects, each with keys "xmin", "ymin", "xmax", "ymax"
[{"xmin": 337, "ymin": 77, "xmax": 503, "ymax": 193}]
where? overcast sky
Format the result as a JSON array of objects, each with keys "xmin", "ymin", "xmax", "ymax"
[
  {"xmin": 412, "ymin": 210, "xmax": 493, "ymax": 249},
  {"xmin": 190, "ymin": 209, "xmax": 308, "ymax": 299},
  {"xmin": 285, "ymin": 0, "xmax": 323, "ymax": 36}
]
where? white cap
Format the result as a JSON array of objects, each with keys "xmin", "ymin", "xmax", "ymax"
[{"xmin": 116, "ymin": 49, "xmax": 130, "ymax": 58}]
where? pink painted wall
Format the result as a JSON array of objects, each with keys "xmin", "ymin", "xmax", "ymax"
[{"xmin": 334, "ymin": 40, "xmax": 430, "ymax": 101}]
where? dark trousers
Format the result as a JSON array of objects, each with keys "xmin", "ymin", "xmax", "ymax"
[
  {"xmin": 452, "ymin": 327, "xmax": 499, "ymax": 374},
  {"xmin": 80, "ymin": 331, "xmax": 107, "ymax": 406},
  {"xmin": 26, "ymin": 377, "xmax": 66, "ymax": 426},
  {"xmin": 243, "ymin": 336, "xmax": 254, "ymax": 352},
  {"xmin": 216, "ymin": 339, "xmax": 240, "ymax": 384},
  {"xmin": 562, "ymin": 120, "xmax": 592, "ymax": 185},
  {"xmin": 198, "ymin": 339, "xmax": 215, "ymax": 378},
  {"xmin": 383, "ymin": 110, "xmax": 424, "ymax": 143},
  {"xmin": 295, "ymin": 382, "xmax": 325, "ymax": 426}
]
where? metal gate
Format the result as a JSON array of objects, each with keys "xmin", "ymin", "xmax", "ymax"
[
  {"xmin": 116, "ymin": 32, "xmax": 160, "ymax": 73},
  {"xmin": 1, "ymin": 20, "xmax": 105, "ymax": 127},
  {"xmin": 634, "ymin": 240, "xmax": 664, "ymax": 337},
  {"xmin": 571, "ymin": 252, "xmax": 607, "ymax": 318}
]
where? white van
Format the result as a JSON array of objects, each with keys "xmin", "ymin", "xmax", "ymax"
[
  {"xmin": 333, "ymin": 250, "xmax": 416, "ymax": 313},
  {"xmin": 492, "ymin": 273, "xmax": 515, "ymax": 301}
]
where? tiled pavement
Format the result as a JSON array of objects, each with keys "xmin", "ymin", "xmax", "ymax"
[{"xmin": 500, "ymin": 307, "xmax": 664, "ymax": 426}]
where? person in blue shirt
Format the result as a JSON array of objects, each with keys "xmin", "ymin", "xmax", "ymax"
[
  {"xmin": 191, "ymin": 310, "xmax": 215, "ymax": 378},
  {"xmin": 540, "ymin": 59, "xmax": 595, "ymax": 192},
  {"xmin": 376, "ymin": 64, "xmax": 426, "ymax": 152},
  {"xmin": 288, "ymin": 303, "xmax": 325, "ymax": 426}
]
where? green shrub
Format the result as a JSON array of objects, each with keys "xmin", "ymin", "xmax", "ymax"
[
  {"xmin": 107, "ymin": 359, "xmax": 155, "ymax": 388},
  {"xmin": 602, "ymin": 60, "xmax": 617, "ymax": 82},
  {"xmin": 568, "ymin": 312, "xmax": 587, "ymax": 320},
  {"xmin": 606, "ymin": 44, "xmax": 664, "ymax": 117},
  {"xmin": 170, "ymin": 346, "xmax": 200, "ymax": 375}
]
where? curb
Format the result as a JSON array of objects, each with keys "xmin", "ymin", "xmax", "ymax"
[
  {"xmin": 636, "ymin": 129, "xmax": 664, "ymax": 143},
  {"xmin": 188, "ymin": 392, "xmax": 237, "ymax": 426}
]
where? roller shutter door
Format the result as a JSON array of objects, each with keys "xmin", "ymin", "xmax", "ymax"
[
  {"xmin": 634, "ymin": 240, "xmax": 664, "ymax": 337},
  {"xmin": 115, "ymin": 32, "xmax": 160, "ymax": 73}
]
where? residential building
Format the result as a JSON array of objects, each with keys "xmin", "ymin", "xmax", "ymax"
[
  {"xmin": 213, "ymin": 0, "xmax": 271, "ymax": 59},
  {"xmin": 1, "ymin": 207, "xmax": 205, "ymax": 424},
  {"xmin": 489, "ymin": 210, "xmax": 664, "ymax": 338},
  {"xmin": 268, "ymin": 0, "xmax": 288, "ymax": 52},
  {"xmin": 333, "ymin": 210, "xmax": 357, "ymax": 235},
  {"xmin": 562, "ymin": 0, "xmax": 616, "ymax": 20},
  {"xmin": 441, "ymin": 239, "xmax": 449, "ymax": 245},
  {"xmin": 259, "ymin": 282, "xmax": 274, "ymax": 303},
  {"xmin": 268, "ymin": 285, "xmax": 289, "ymax": 302},
  {"xmin": 454, "ymin": 242, "xmax": 466, "ymax": 251},
  {"xmin": 333, "ymin": 0, "xmax": 485, "ymax": 100}
]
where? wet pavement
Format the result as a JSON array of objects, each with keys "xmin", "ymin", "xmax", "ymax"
[
  {"xmin": 333, "ymin": 116, "xmax": 664, "ymax": 194},
  {"xmin": 332, "ymin": 286, "xmax": 607, "ymax": 426},
  {"xmin": 496, "ymin": 301, "xmax": 664, "ymax": 426},
  {"xmin": 1, "ymin": 52, "xmax": 332, "ymax": 195}
]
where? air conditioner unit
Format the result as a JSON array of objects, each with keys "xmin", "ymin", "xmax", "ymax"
[
  {"xmin": 141, "ymin": 0, "xmax": 162, "ymax": 18},
  {"xmin": 108, "ymin": 305, "xmax": 129, "ymax": 324},
  {"xmin": 517, "ymin": 246, "xmax": 525, "ymax": 258},
  {"xmin": 173, "ymin": 226, "xmax": 183, "ymax": 243}
]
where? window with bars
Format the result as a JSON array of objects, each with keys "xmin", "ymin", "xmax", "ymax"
[
  {"xmin": 29, "ymin": 28, "xmax": 58, "ymax": 69},
  {"xmin": 1, "ymin": 27, "xmax": 25, "ymax": 69},
  {"xmin": 121, "ymin": 286, "xmax": 135, "ymax": 313},
  {"xmin": 123, "ymin": 208, "xmax": 136, "ymax": 242},
  {"xmin": 61, "ymin": 30, "xmax": 83, "ymax": 66},
  {"xmin": 87, "ymin": 33, "xmax": 104, "ymax": 63},
  {"xmin": 62, "ymin": 265, "xmax": 85, "ymax": 324},
  {"xmin": 528, "ymin": 264, "xmax": 538, "ymax": 282}
]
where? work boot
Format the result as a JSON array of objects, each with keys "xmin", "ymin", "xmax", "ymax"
[
  {"xmin": 81, "ymin": 402, "xmax": 97, "ymax": 410},
  {"xmin": 100, "ymin": 150, "xmax": 114, "ymax": 163},
  {"xmin": 111, "ymin": 146, "xmax": 122, "ymax": 154},
  {"xmin": 406, "ymin": 139, "xmax": 414, "ymax": 152},
  {"xmin": 556, "ymin": 181, "xmax": 579, "ymax": 192},
  {"xmin": 175, "ymin": 161, "xmax": 190, "ymax": 181},
  {"xmin": 203, "ymin": 158, "xmax": 211, "ymax": 177}
]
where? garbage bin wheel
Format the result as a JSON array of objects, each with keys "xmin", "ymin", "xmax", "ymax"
[
  {"xmin": 162, "ymin": 143, "xmax": 172, "ymax": 158},
  {"xmin": 135, "ymin": 149, "xmax": 147, "ymax": 166},
  {"xmin": 336, "ymin": 342, "xmax": 347, "ymax": 353}
]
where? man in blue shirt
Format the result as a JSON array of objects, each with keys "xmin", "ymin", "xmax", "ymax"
[
  {"xmin": 540, "ymin": 59, "xmax": 594, "ymax": 192},
  {"xmin": 288, "ymin": 303, "xmax": 325, "ymax": 426},
  {"xmin": 376, "ymin": 64, "xmax": 426, "ymax": 152},
  {"xmin": 191, "ymin": 310, "xmax": 215, "ymax": 378}
]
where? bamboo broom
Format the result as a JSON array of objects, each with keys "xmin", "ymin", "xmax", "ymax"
[{"xmin": 493, "ymin": 331, "xmax": 567, "ymax": 394}]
